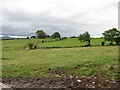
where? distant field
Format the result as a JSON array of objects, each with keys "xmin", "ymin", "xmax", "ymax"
[
  {"xmin": 2, "ymin": 38, "xmax": 55, "ymax": 51},
  {"xmin": 2, "ymin": 38, "xmax": 116, "ymax": 50},
  {"xmin": 40, "ymin": 38, "xmax": 115, "ymax": 47},
  {"xmin": 2, "ymin": 38, "xmax": 119, "ymax": 79}
]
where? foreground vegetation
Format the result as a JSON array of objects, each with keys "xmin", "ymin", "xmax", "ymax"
[{"xmin": 2, "ymin": 38, "xmax": 119, "ymax": 80}]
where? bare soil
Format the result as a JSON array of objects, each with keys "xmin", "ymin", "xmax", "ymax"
[{"xmin": 2, "ymin": 75, "xmax": 120, "ymax": 89}]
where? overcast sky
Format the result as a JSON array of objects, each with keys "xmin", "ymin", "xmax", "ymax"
[{"xmin": 1, "ymin": 0, "xmax": 119, "ymax": 37}]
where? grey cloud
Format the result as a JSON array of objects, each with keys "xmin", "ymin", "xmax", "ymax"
[
  {"xmin": 2, "ymin": 9, "xmax": 87, "ymax": 36},
  {"xmin": 2, "ymin": 25, "xmax": 33, "ymax": 36},
  {"xmin": 1, "ymin": 0, "xmax": 118, "ymax": 37}
]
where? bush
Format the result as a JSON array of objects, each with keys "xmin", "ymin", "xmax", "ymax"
[
  {"xmin": 101, "ymin": 42, "xmax": 105, "ymax": 46},
  {"xmin": 26, "ymin": 37, "xmax": 29, "ymax": 39},
  {"xmin": 41, "ymin": 40, "xmax": 44, "ymax": 43},
  {"xmin": 27, "ymin": 43, "xmax": 34, "ymax": 49},
  {"xmin": 25, "ymin": 43, "xmax": 37, "ymax": 50},
  {"xmin": 62, "ymin": 37, "xmax": 67, "ymax": 39},
  {"xmin": 31, "ymin": 36, "xmax": 36, "ymax": 38},
  {"xmin": 70, "ymin": 36, "xmax": 77, "ymax": 38}
]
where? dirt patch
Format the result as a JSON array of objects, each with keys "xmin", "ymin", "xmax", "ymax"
[{"xmin": 2, "ymin": 75, "xmax": 119, "ymax": 89}]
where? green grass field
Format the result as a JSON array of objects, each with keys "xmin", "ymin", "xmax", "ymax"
[
  {"xmin": 40, "ymin": 38, "xmax": 114, "ymax": 47},
  {"xmin": 1, "ymin": 38, "xmax": 119, "ymax": 79}
]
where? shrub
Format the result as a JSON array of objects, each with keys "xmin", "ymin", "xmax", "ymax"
[
  {"xmin": 27, "ymin": 43, "xmax": 34, "ymax": 49},
  {"xmin": 41, "ymin": 40, "xmax": 44, "ymax": 43},
  {"xmin": 48, "ymin": 68, "xmax": 51, "ymax": 70},
  {"xmin": 70, "ymin": 36, "xmax": 75, "ymax": 38},
  {"xmin": 31, "ymin": 36, "xmax": 36, "ymax": 38},
  {"xmin": 25, "ymin": 43, "xmax": 37, "ymax": 50},
  {"xmin": 62, "ymin": 37, "xmax": 67, "ymax": 39},
  {"xmin": 101, "ymin": 42, "xmax": 105, "ymax": 46},
  {"xmin": 33, "ymin": 45, "xmax": 37, "ymax": 49},
  {"xmin": 26, "ymin": 37, "xmax": 29, "ymax": 39}
]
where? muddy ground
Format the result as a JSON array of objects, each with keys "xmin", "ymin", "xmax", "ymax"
[{"xmin": 2, "ymin": 75, "xmax": 120, "ymax": 89}]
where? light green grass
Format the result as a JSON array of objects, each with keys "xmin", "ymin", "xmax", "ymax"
[
  {"xmin": 2, "ymin": 38, "xmax": 119, "ymax": 79},
  {"xmin": 39, "ymin": 38, "xmax": 115, "ymax": 47},
  {"xmin": 2, "ymin": 38, "xmax": 55, "ymax": 51}
]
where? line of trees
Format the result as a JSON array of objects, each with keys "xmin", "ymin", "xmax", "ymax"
[
  {"xmin": 34, "ymin": 30, "xmax": 61, "ymax": 39},
  {"xmin": 30, "ymin": 28, "xmax": 120, "ymax": 45},
  {"xmin": 78, "ymin": 28, "xmax": 120, "ymax": 45}
]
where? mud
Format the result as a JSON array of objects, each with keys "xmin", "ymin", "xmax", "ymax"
[{"xmin": 2, "ymin": 75, "xmax": 119, "ymax": 89}]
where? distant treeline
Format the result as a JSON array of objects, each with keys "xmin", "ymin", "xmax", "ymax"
[
  {"xmin": 2, "ymin": 28, "xmax": 120, "ymax": 45},
  {"xmin": 31, "ymin": 28, "xmax": 120, "ymax": 45}
]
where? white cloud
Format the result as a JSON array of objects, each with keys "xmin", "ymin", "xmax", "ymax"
[
  {"xmin": 9, "ymin": 35, "xmax": 27, "ymax": 38},
  {"xmin": 0, "ymin": 35, "xmax": 4, "ymax": 37}
]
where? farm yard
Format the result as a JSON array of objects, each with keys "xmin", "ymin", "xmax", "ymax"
[{"xmin": 1, "ymin": 38, "xmax": 119, "ymax": 88}]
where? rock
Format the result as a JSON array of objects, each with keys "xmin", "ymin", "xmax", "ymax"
[
  {"xmin": 70, "ymin": 75, "xmax": 73, "ymax": 79},
  {"xmin": 92, "ymin": 82, "xmax": 95, "ymax": 84},
  {"xmin": 77, "ymin": 80, "xmax": 81, "ymax": 82},
  {"xmin": 112, "ymin": 81, "xmax": 117, "ymax": 83},
  {"xmin": 76, "ymin": 76, "xmax": 78, "ymax": 78}
]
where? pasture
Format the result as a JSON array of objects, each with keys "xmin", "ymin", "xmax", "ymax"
[{"xmin": 2, "ymin": 38, "xmax": 119, "ymax": 80}]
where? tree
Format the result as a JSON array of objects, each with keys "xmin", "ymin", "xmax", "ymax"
[
  {"xmin": 102, "ymin": 28, "xmax": 120, "ymax": 45},
  {"xmin": 36, "ymin": 30, "xmax": 47, "ymax": 38},
  {"xmin": 114, "ymin": 36, "xmax": 120, "ymax": 45},
  {"xmin": 46, "ymin": 35, "xmax": 50, "ymax": 38},
  {"xmin": 31, "ymin": 36, "xmax": 36, "ymax": 38},
  {"xmin": 78, "ymin": 31, "xmax": 91, "ymax": 46},
  {"xmin": 51, "ymin": 32, "xmax": 61, "ymax": 38}
]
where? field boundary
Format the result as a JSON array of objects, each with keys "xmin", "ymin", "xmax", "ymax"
[{"xmin": 38, "ymin": 44, "xmax": 118, "ymax": 49}]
